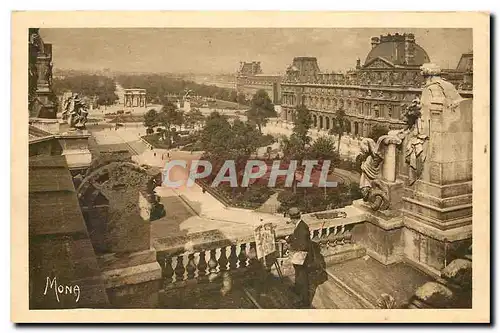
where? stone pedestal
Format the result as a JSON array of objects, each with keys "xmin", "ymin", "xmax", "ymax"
[
  {"xmin": 56, "ymin": 130, "xmax": 92, "ymax": 172},
  {"xmin": 399, "ymin": 71, "xmax": 473, "ymax": 276},
  {"xmin": 98, "ymin": 249, "xmax": 162, "ymax": 308},
  {"xmin": 29, "ymin": 117, "xmax": 60, "ymax": 134},
  {"xmin": 353, "ymin": 200, "xmax": 404, "ymax": 265}
]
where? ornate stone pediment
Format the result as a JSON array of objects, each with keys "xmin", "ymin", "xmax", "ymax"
[{"xmin": 363, "ymin": 57, "xmax": 396, "ymax": 69}]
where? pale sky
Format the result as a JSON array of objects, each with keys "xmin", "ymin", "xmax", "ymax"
[{"xmin": 41, "ymin": 28, "xmax": 472, "ymax": 75}]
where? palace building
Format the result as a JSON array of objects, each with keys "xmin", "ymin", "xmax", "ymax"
[
  {"xmin": 280, "ymin": 33, "xmax": 473, "ymax": 137},
  {"xmin": 236, "ymin": 61, "xmax": 282, "ymax": 104}
]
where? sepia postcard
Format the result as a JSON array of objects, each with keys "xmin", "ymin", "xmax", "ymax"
[{"xmin": 11, "ymin": 11, "xmax": 490, "ymax": 323}]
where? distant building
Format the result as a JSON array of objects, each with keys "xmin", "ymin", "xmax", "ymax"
[
  {"xmin": 236, "ymin": 61, "xmax": 282, "ymax": 104},
  {"xmin": 124, "ymin": 88, "xmax": 147, "ymax": 108},
  {"xmin": 442, "ymin": 52, "xmax": 473, "ymax": 93},
  {"xmin": 280, "ymin": 33, "xmax": 473, "ymax": 138}
]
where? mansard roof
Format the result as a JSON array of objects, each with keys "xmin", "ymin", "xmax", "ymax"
[{"xmin": 364, "ymin": 38, "xmax": 430, "ymax": 67}]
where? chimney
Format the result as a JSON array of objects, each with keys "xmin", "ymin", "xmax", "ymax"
[
  {"xmin": 356, "ymin": 58, "xmax": 361, "ymax": 69},
  {"xmin": 371, "ymin": 37, "xmax": 380, "ymax": 49},
  {"xmin": 404, "ymin": 33, "xmax": 416, "ymax": 65}
]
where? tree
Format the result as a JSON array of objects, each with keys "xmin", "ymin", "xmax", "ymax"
[
  {"xmin": 237, "ymin": 92, "xmax": 247, "ymax": 107},
  {"xmin": 160, "ymin": 100, "xmax": 184, "ymax": 131},
  {"xmin": 309, "ymin": 136, "xmax": 339, "ymax": 165},
  {"xmin": 293, "ymin": 104, "xmax": 313, "ymax": 146},
  {"xmin": 328, "ymin": 107, "xmax": 347, "ymax": 155},
  {"xmin": 52, "ymin": 74, "xmax": 118, "ymax": 107},
  {"xmin": 229, "ymin": 90, "xmax": 238, "ymax": 103},
  {"xmin": 201, "ymin": 112, "xmax": 260, "ymax": 162},
  {"xmin": 280, "ymin": 105, "xmax": 313, "ymax": 193},
  {"xmin": 200, "ymin": 112, "xmax": 233, "ymax": 158},
  {"xmin": 368, "ymin": 124, "xmax": 389, "ymax": 142},
  {"xmin": 143, "ymin": 109, "xmax": 158, "ymax": 130},
  {"xmin": 246, "ymin": 89, "xmax": 276, "ymax": 133},
  {"xmin": 230, "ymin": 119, "xmax": 261, "ymax": 159},
  {"xmin": 185, "ymin": 108, "xmax": 205, "ymax": 130},
  {"xmin": 96, "ymin": 90, "xmax": 119, "ymax": 106}
]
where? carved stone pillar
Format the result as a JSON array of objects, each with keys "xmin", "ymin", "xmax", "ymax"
[
  {"xmin": 401, "ymin": 64, "xmax": 472, "ymax": 277},
  {"xmin": 381, "ymin": 133, "xmax": 402, "ymax": 183}
]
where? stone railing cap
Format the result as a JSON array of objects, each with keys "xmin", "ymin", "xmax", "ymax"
[{"xmin": 154, "ymin": 207, "xmax": 368, "ymax": 254}]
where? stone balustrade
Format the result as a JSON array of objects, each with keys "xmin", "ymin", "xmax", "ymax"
[{"xmin": 154, "ymin": 208, "xmax": 367, "ymax": 290}]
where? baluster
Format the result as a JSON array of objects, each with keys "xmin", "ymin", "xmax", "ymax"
[
  {"xmin": 312, "ymin": 229, "xmax": 321, "ymax": 243},
  {"xmin": 197, "ymin": 250, "xmax": 208, "ymax": 279},
  {"xmin": 218, "ymin": 246, "xmax": 229, "ymax": 272},
  {"xmin": 208, "ymin": 249, "xmax": 218, "ymax": 282},
  {"xmin": 186, "ymin": 253, "xmax": 196, "ymax": 280},
  {"xmin": 328, "ymin": 226, "xmax": 338, "ymax": 247},
  {"xmin": 247, "ymin": 242, "xmax": 259, "ymax": 270},
  {"xmin": 170, "ymin": 256, "xmax": 178, "ymax": 283},
  {"xmin": 238, "ymin": 243, "xmax": 248, "ymax": 268},
  {"xmin": 160, "ymin": 253, "xmax": 174, "ymax": 287},
  {"xmin": 174, "ymin": 254, "xmax": 186, "ymax": 282},
  {"xmin": 338, "ymin": 224, "xmax": 347, "ymax": 245},
  {"xmin": 319, "ymin": 227, "xmax": 329, "ymax": 246},
  {"xmin": 228, "ymin": 245, "xmax": 238, "ymax": 270},
  {"xmin": 344, "ymin": 224, "xmax": 354, "ymax": 244}
]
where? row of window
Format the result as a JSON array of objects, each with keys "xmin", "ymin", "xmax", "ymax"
[
  {"xmin": 281, "ymin": 95, "xmax": 405, "ymax": 120},
  {"xmin": 282, "ymin": 107, "xmax": 404, "ymax": 134}
]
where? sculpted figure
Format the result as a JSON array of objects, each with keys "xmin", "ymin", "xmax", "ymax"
[
  {"xmin": 401, "ymin": 97, "xmax": 428, "ymax": 185},
  {"xmin": 359, "ymin": 137, "xmax": 390, "ymax": 211},
  {"xmin": 400, "ymin": 63, "xmax": 464, "ymax": 186},
  {"xmin": 421, "ymin": 63, "xmax": 463, "ymax": 112},
  {"xmin": 62, "ymin": 93, "xmax": 89, "ymax": 129}
]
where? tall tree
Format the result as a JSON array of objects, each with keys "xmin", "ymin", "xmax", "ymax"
[
  {"xmin": 292, "ymin": 104, "xmax": 313, "ymax": 146},
  {"xmin": 280, "ymin": 105, "xmax": 313, "ymax": 193},
  {"xmin": 246, "ymin": 89, "xmax": 276, "ymax": 133},
  {"xmin": 200, "ymin": 112, "xmax": 233, "ymax": 158},
  {"xmin": 53, "ymin": 74, "xmax": 118, "ymax": 106},
  {"xmin": 328, "ymin": 107, "xmax": 347, "ymax": 154},
  {"xmin": 160, "ymin": 99, "xmax": 184, "ymax": 131},
  {"xmin": 309, "ymin": 136, "xmax": 338, "ymax": 162},
  {"xmin": 143, "ymin": 109, "xmax": 158, "ymax": 130},
  {"xmin": 185, "ymin": 108, "xmax": 205, "ymax": 130},
  {"xmin": 309, "ymin": 135, "xmax": 340, "ymax": 178},
  {"xmin": 230, "ymin": 119, "xmax": 261, "ymax": 161},
  {"xmin": 237, "ymin": 92, "xmax": 247, "ymax": 108},
  {"xmin": 229, "ymin": 90, "xmax": 238, "ymax": 103}
]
